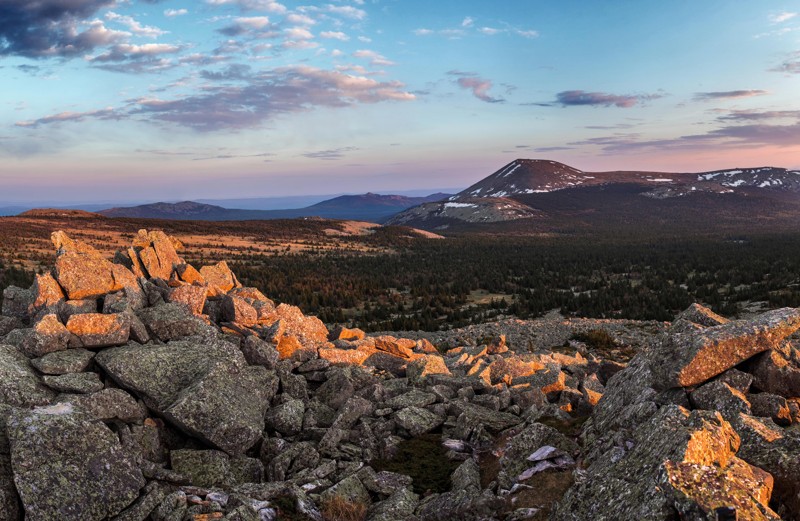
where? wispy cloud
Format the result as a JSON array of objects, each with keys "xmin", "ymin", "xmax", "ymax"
[
  {"xmin": 716, "ymin": 109, "xmax": 800, "ymax": 122},
  {"xmin": 771, "ymin": 51, "xmax": 800, "ymax": 74},
  {"xmin": 693, "ymin": 90, "xmax": 768, "ymax": 101},
  {"xmin": 164, "ymin": 9, "xmax": 188, "ymax": 18},
  {"xmin": 448, "ymin": 71, "xmax": 504, "ymax": 103},
  {"xmin": 353, "ymin": 49, "xmax": 395, "ymax": 66},
  {"xmin": 770, "ymin": 12, "xmax": 797, "ymax": 23},
  {"xmin": 20, "ymin": 66, "xmax": 415, "ymax": 131},
  {"xmin": 206, "ymin": 0, "xmax": 287, "ymax": 14},
  {"xmin": 16, "ymin": 107, "xmax": 120, "ymax": 128},
  {"xmin": 320, "ymin": 31, "xmax": 349, "ymax": 41},
  {"xmin": 302, "ymin": 146, "xmax": 358, "ymax": 160},
  {"xmin": 555, "ymin": 90, "xmax": 661, "ymax": 108},
  {"xmin": 105, "ymin": 12, "xmax": 166, "ymax": 38}
]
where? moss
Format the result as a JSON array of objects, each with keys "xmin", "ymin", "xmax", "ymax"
[{"xmin": 371, "ymin": 434, "xmax": 458, "ymax": 495}]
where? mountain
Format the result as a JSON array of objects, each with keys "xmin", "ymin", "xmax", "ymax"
[
  {"xmin": 386, "ymin": 159, "xmax": 800, "ymax": 231},
  {"xmin": 98, "ymin": 192, "xmax": 451, "ymax": 222}
]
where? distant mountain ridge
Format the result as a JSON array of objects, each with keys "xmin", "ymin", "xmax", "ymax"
[
  {"xmin": 98, "ymin": 192, "xmax": 451, "ymax": 222},
  {"xmin": 386, "ymin": 159, "xmax": 800, "ymax": 230}
]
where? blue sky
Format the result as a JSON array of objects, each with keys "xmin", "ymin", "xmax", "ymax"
[{"xmin": 1, "ymin": 0, "xmax": 800, "ymax": 203}]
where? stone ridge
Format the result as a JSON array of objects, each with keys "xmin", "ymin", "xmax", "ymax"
[{"xmin": 0, "ymin": 229, "xmax": 798, "ymax": 519}]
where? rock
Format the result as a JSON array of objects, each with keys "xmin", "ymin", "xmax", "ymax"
[
  {"xmin": 54, "ymin": 251, "xmax": 127, "ymax": 300},
  {"xmin": 2, "ymin": 285, "xmax": 33, "ymax": 320},
  {"xmin": 136, "ymin": 303, "xmax": 212, "ymax": 341},
  {"xmin": 167, "ymin": 284, "xmax": 207, "ymax": 315},
  {"xmin": 199, "ymin": 261, "xmax": 239, "ymax": 296},
  {"xmin": 30, "ymin": 272, "xmax": 65, "ymax": 314},
  {"xmin": 676, "ymin": 303, "xmax": 729, "ymax": 327},
  {"xmin": 0, "ymin": 315, "xmax": 22, "ymax": 337},
  {"xmin": 31, "ymin": 347, "xmax": 95, "ymax": 374},
  {"xmin": 690, "ymin": 379, "xmax": 751, "ymax": 418},
  {"xmin": 171, "ymin": 449, "xmax": 233, "ymax": 488},
  {"xmin": 43, "ymin": 372, "xmax": 105, "ymax": 394},
  {"xmin": 452, "ymin": 403, "xmax": 521, "ymax": 439},
  {"xmin": 133, "ymin": 230, "xmax": 182, "ymax": 281},
  {"xmin": 716, "ymin": 368, "xmax": 754, "ymax": 394},
  {"xmin": 8, "ymin": 404, "xmax": 145, "ymax": 520},
  {"xmin": 552, "ymin": 405, "xmax": 777, "ymax": 520},
  {"xmin": 175, "ymin": 264, "xmax": 205, "ymax": 285},
  {"xmin": 374, "ymin": 336, "xmax": 415, "ymax": 358},
  {"xmin": 163, "ymin": 364, "xmax": 278, "ymax": 454},
  {"xmin": 319, "ymin": 347, "xmax": 370, "ymax": 366},
  {"xmin": 329, "ymin": 326, "xmax": 366, "ymax": 342},
  {"xmin": 320, "ymin": 474, "xmax": 371, "ymax": 507},
  {"xmin": 366, "ymin": 487, "xmax": 418, "ymax": 521},
  {"xmin": 66, "ymin": 312, "xmax": 130, "ymax": 348},
  {"xmin": 265, "ymin": 398, "xmax": 305, "ymax": 436},
  {"xmin": 262, "ymin": 304, "xmax": 328, "ymax": 345},
  {"xmin": 496, "ymin": 422, "xmax": 578, "ymax": 489},
  {"xmin": 223, "ymin": 295, "xmax": 258, "ymax": 327},
  {"xmin": 57, "ymin": 388, "xmax": 145, "ymax": 422},
  {"xmin": 407, "ymin": 355, "xmax": 451, "ymax": 384},
  {"xmin": 239, "ymin": 335, "xmax": 279, "ymax": 368},
  {"xmin": 112, "ymin": 481, "xmax": 168, "ymax": 521},
  {"xmin": 10, "ymin": 313, "xmax": 72, "ymax": 357},
  {"xmin": 0, "ymin": 344, "xmax": 55, "ymax": 407},
  {"xmin": 750, "ymin": 345, "xmax": 800, "ymax": 398},
  {"xmin": 96, "ymin": 339, "xmax": 246, "ymax": 410},
  {"xmin": 749, "ymin": 393, "xmax": 792, "ymax": 426},
  {"xmin": 0, "ymin": 455, "xmax": 21, "ymax": 520},
  {"xmin": 59, "ymin": 299, "xmax": 98, "ymax": 322},
  {"xmin": 651, "ymin": 308, "xmax": 800, "ymax": 389},
  {"xmin": 395, "ymin": 407, "xmax": 444, "ymax": 436}
]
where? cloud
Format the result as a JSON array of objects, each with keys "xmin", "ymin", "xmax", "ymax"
[
  {"xmin": 323, "ymin": 5, "xmax": 366, "ymax": 20},
  {"xmin": 693, "ymin": 90, "xmax": 768, "ymax": 101},
  {"xmin": 284, "ymin": 27, "xmax": 314, "ymax": 40},
  {"xmin": 218, "ymin": 16, "xmax": 276, "ymax": 36},
  {"xmin": 462, "ymin": 17, "xmax": 474, "ymax": 28},
  {"xmin": 515, "ymin": 29, "xmax": 539, "ymax": 38},
  {"xmin": 448, "ymin": 71, "xmax": 504, "ymax": 103},
  {"xmin": 771, "ymin": 52, "xmax": 800, "ymax": 74},
  {"xmin": 353, "ymin": 49, "xmax": 394, "ymax": 66},
  {"xmin": 200, "ymin": 63, "xmax": 253, "ymax": 81},
  {"xmin": 555, "ymin": 90, "xmax": 660, "ymax": 108},
  {"xmin": 479, "ymin": 27, "xmax": 502, "ymax": 35},
  {"xmin": 164, "ymin": 9, "xmax": 188, "ymax": 17},
  {"xmin": 16, "ymin": 107, "xmax": 120, "ymax": 128},
  {"xmin": 132, "ymin": 66, "xmax": 413, "ymax": 130},
  {"xmin": 320, "ymin": 31, "xmax": 349, "ymax": 41},
  {"xmin": 413, "ymin": 28, "xmax": 434, "ymax": 36},
  {"xmin": 193, "ymin": 152, "xmax": 274, "ymax": 160},
  {"xmin": 0, "ymin": 0, "xmax": 128, "ymax": 58},
  {"xmin": 770, "ymin": 12, "xmax": 797, "ymax": 23},
  {"xmin": 716, "ymin": 109, "xmax": 800, "ymax": 122},
  {"xmin": 285, "ymin": 13, "xmax": 315, "ymax": 26},
  {"xmin": 302, "ymin": 146, "xmax": 358, "ymax": 160},
  {"xmin": 105, "ymin": 11, "xmax": 166, "ymax": 38},
  {"xmin": 206, "ymin": 0, "xmax": 287, "ymax": 14}
]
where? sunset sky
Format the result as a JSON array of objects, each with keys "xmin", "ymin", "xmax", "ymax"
[{"xmin": 2, "ymin": 0, "xmax": 800, "ymax": 203}]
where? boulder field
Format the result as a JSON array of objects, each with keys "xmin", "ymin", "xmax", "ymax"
[{"xmin": 1, "ymin": 230, "xmax": 800, "ymax": 520}]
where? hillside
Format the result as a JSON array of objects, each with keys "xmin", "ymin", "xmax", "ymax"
[
  {"xmin": 99, "ymin": 192, "xmax": 450, "ymax": 223},
  {"xmin": 386, "ymin": 159, "xmax": 800, "ymax": 232}
]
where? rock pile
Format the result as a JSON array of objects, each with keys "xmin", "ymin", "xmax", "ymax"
[{"xmin": 0, "ymin": 230, "xmax": 799, "ymax": 520}]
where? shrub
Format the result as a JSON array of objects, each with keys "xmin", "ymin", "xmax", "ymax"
[
  {"xmin": 570, "ymin": 329, "xmax": 617, "ymax": 351},
  {"xmin": 321, "ymin": 496, "xmax": 368, "ymax": 521}
]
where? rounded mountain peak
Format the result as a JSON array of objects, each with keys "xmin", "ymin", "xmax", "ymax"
[{"xmin": 457, "ymin": 159, "xmax": 588, "ymax": 198}]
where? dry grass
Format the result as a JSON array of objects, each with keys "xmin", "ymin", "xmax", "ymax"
[{"xmin": 320, "ymin": 496, "xmax": 368, "ymax": 521}]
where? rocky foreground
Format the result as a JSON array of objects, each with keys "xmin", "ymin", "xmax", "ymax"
[{"xmin": 1, "ymin": 230, "xmax": 800, "ymax": 520}]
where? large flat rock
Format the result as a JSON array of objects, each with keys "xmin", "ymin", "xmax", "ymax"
[{"xmin": 7, "ymin": 404, "xmax": 144, "ymax": 520}]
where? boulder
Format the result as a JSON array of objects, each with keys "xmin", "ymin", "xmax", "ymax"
[
  {"xmin": 676, "ymin": 303, "xmax": 729, "ymax": 327},
  {"xmin": 7, "ymin": 404, "xmax": 144, "ymax": 520},
  {"xmin": 407, "ymin": 355, "xmax": 451, "ymax": 384},
  {"xmin": 329, "ymin": 326, "xmax": 366, "ymax": 342},
  {"xmin": 374, "ymin": 336, "xmax": 415, "ymax": 358},
  {"xmin": 553, "ymin": 406, "xmax": 778, "ymax": 520},
  {"xmin": 2, "ymin": 286, "xmax": 33, "ymax": 320},
  {"xmin": 749, "ymin": 393, "xmax": 792, "ymax": 426},
  {"xmin": 175, "ymin": 264, "xmax": 205, "ymax": 285},
  {"xmin": 162, "ymin": 364, "xmax": 278, "ymax": 454},
  {"xmin": 265, "ymin": 398, "xmax": 305, "ymax": 436},
  {"xmin": 223, "ymin": 295, "xmax": 258, "ymax": 327},
  {"xmin": 135, "ymin": 303, "xmax": 212, "ymax": 341},
  {"xmin": 30, "ymin": 273, "xmax": 65, "ymax": 314},
  {"xmin": 0, "ymin": 315, "xmax": 22, "ymax": 337},
  {"xmin": 170, "ymin": 449, "xmax": 233, "ymax": 488},
  {"xmin": 132, "ymin": 230, "xmax": 182, "ymax": 280},
  {"xmin": 651, "ymin": 308, "xmax": 800, "ymax": 389},
  {"xmin": 749, "ymin": 345, "xmax": 800, "ymax": 398},
  {"xmin": 11, "ymin": 313, "xmax": 72, "ymax": 357},
  {"xmin": 31, "ymin": 347, "xmax": 95, "ymax": 374},
  {"xmin": 66, "ymin": 312, "xmax": 130, "ymax": 348},
  {"xmin": 42, "ymin": 372, "xmax": 104, "ymax": 394},
  {"xmin": 394, "ymin": 406, "xmax": 444, "ymax": 436},
  {"xmin": 240, "ymin": 335, "xmax": 280, "ymax": 368},
  {"xmin": 56, "ymin": 388, "xmax": 145, "ymax": 423},
  {"xmin": 167, "ymin": 284, "xmax": 207, "ymax": 315},
  {"xmin": 690, "ymin": 379, "xmax": 752, "ymax": 418},
  {"xmin": 54, "ymin": 252, "xmax": 125, "ymax": 300},
  {"xmin": 0, "ymin": 344, "xmax": 55, "ymax": 407},
  {"xmin": 199, "ymin": 261, "xmax": 239, "ymax": 296}
]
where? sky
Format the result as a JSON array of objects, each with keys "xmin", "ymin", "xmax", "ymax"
[{"xmin": 1, "ymin": 0, "xmax": 800, "ymax": 204}]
